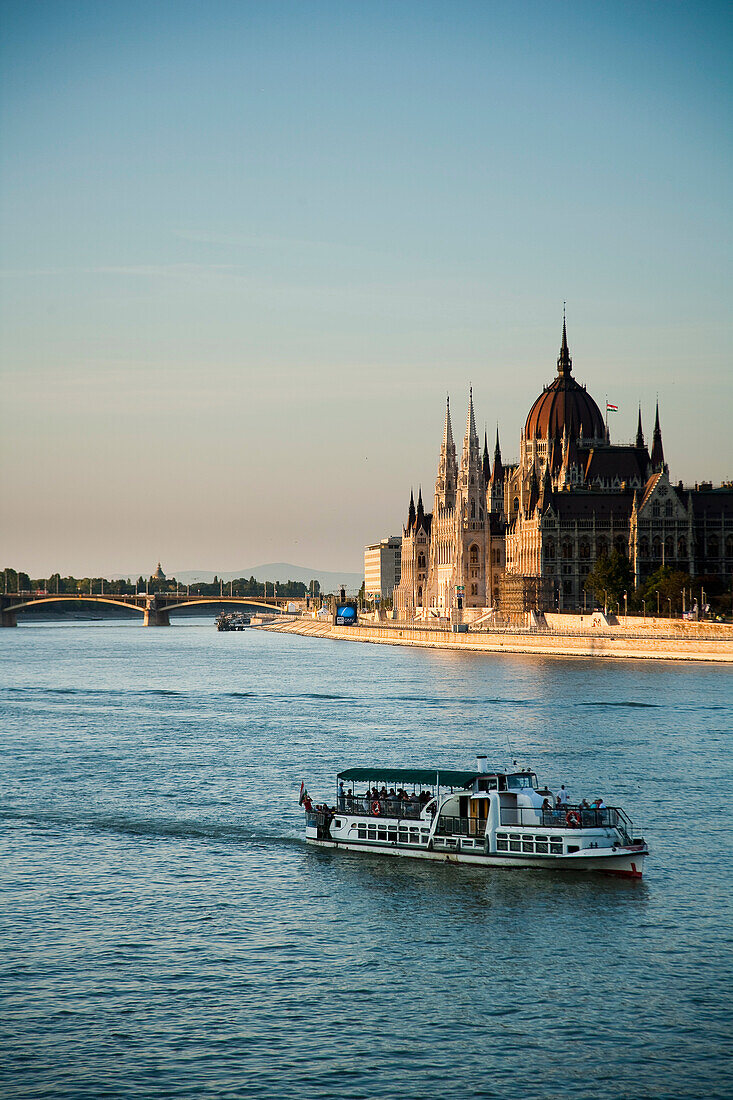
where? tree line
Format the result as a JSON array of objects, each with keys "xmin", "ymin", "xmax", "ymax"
[
  {"xmin": 582, "ymin": 551, "xmax": 731, "ymax": 618},
  {"xmin": 1, "ymin": 568, "xmax": 322, "ymax": 600}
]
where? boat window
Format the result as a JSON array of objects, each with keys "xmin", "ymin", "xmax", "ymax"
[{"xmin": 507, "ymin": 773, "xmax": 538, "ymax": 790}]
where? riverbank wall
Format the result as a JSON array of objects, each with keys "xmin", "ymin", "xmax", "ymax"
[{"xmin": 259, "ymin": 615, "xmax": 733, "ymax": 663}]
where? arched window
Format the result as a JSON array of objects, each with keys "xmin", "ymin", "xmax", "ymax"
[
  {"xmin": 471, "ymin": 500, "xmax": 476, "ymax": 518},
  {"xmin": 471, "ymin": 583, "xmax": 478, "ymax": 596},
  {"xmin": 417, "ymin": 553, "xmax": 426, "ymax": 570},
  {"xmin": 562, "ymin": 540, "xmax": 573, "ymax": 560},
  {"xmin": 640, "ymin": 537, "xmax": 649, "ymax": 558},
  {"xmin": 708, "ymin": 535, "xmax": 719, "ymax": 558},
  {"xmin": 417, "ymin": 586, "xmax": 423, "ymax": 603},
  {"xmin": 579, "ymin": 539, "xmax": 590, "ymax": 560},
  {"xmin": 652, "ymin": 502, "xmax": 660, "ymax": 518},
  {"xmin": 597, "ymin": 538, "xmax": 609, "ymax": 558},
  {"xmin": 726, "ymin": 535, "xmax": 733, "ymax": 558},
  {"xmin": 513, "ymin": 497, "xmax": 519, "ymax": 512},
  {"xmin": 469, "ymin": 544, "xmax": 479, "ymax": 565},
  {"xmin": 678, "ymin": 537, "xmax": 687, "ymax": 558},
  {"xmin": 665, "ymin": 500, "xmax": 673, "ymax": 517},
  {"xmin": 665, "ymin": 535, "xmax": 674, "ymax": 558},
  {"xmin": 652, "ymin": 537, "xmax": 662, "ymax": 560},
  {"xmin": 614, "ymin": 536, "xmax": 627, "ymax": 556},
  {"xmin": 545, "ymin": 539, "xmax": 555, "ymax": 561}
]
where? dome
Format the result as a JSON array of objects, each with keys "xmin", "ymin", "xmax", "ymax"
[{"xmin": 524, "ymin": 322, "xmax": 605, "ymax": 442}]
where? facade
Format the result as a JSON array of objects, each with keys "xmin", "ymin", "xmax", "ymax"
[
  {"xmin": 392, "ymin": 319, "xmax": 733, "ymax": 618},
  {"xmin": 364, "ymin": 536, "xmax": 402, "ymax": 601}
]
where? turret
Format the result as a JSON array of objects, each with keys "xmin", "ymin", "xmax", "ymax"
[{"xmin": 406, "ymin": 489, "xmax": 416, "ymax": 532}]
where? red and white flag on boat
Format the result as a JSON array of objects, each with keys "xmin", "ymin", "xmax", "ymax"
[{"xmin": 298, "ymin": 781, "xmax": 307, "ymax": 805}]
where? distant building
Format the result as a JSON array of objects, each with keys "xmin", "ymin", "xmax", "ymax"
[
  {"xmin": 153, "ymin": 562, "xmax": 166, "ymax": 581},
  {"xmin": 392, "ymin": 316, "xmax": 733, "ymax": 618},
  {"xmin": 364, "ymin": 537, "xmax": 402, "ymax": 601}
]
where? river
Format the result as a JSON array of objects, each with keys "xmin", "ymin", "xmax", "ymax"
[{"xmin": 1, "ymin": 622, "xmax": 731, "ymax": 1099}]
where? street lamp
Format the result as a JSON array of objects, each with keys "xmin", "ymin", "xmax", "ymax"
[
  {"xmin": 668, "ymin": 596, "xmax": 672, "ymax": 618},
  {"xmin": 642, "ymin": 598, "xmax": 646, "ymax": 618},
  {"xmin": 656, "ymin": 590, "xmax": 660, "ymax": 616},
  {"xmin": 624, "ymin": 590, "xmax": 628, "ymax": 618}
]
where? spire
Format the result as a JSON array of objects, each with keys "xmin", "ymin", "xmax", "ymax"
[
  {"xmin": 635, "ymin": 405, "xmax": 645, "ymax": 449},
  {"xmin": 464, "ymin": 386, "xmax": 478, "ymax": 448},
  {"xmin": 651, "ymin": 400, "xmax": 665, "ymax": 471},
  {"xmin": 557, "ymin": 307, "xmax": 572, "ymax": 378},
  {"xmin": 527, "ymin": 465, "xmax": 539, "ymax": 514},
  {"xmin": 491, "ymin": 427, "xmax": 503, "ymax": 482},
  {"xmin": 540, "ymin": 460, "xmax": 554, "ymax": 507},
  {"xmin": 416, "ymin": 486, "xmax": 425, "ymax": 526},
  {"xmin": 407, "ymin": 488, "xmax": 416, "ymax": 531},
  {"xmin": 482, "ymin": 430, "xmax": 491, "ymax": 486},
  {"xmin": 443, "ymin": 395, "xmax": 454, "ymax": 453}
]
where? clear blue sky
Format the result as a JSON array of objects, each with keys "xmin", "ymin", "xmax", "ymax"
[{"xmin": 1, "ymin": 0, "xmax": 731, "ymax": 576}]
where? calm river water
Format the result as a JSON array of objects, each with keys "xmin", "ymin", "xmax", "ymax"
[{"xmin": 1, "ymin": 623, "xmax": 731, "ymax": 1099}]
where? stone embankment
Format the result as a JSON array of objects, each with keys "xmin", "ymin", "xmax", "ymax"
[{"xmin": 259, "ymin": 615, "xmax": 733, "ymax": 663}]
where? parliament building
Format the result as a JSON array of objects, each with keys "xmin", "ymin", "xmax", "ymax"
[{"xmin": 393, "ymin": 319, "xmax": 733, "ymax": 619}]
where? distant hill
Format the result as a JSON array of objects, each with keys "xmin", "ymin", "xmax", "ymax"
[{"xmin": 166, "ymin": 563, "xmax": 362, "ymax": 594}]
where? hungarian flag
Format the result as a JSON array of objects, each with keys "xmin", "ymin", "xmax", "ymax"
[
  {"xmin": 606, "ymin": 402, "xmax": 618, "ymax": 412},
  {"xmin": 298, "ymin": 781, "xmax": 307, "ymax": 806}
]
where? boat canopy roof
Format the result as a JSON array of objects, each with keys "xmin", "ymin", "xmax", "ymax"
[{"xmin": 337, "ymin": 767, "xmax": 479, "ymax": 788}]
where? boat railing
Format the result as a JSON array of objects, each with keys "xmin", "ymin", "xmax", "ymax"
[
  {"xmin": 336, "ymin": 798, "xmax": 427, "ymax": 821},
  {"xmin": 500, "ymin": 805, "xmax": 631, "ymax": 835},
  {"xmin": 435, "ymin": 815, "xmax": 486, "ymax": 838}
]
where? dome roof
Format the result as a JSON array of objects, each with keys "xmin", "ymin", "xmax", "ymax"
[{"xmin": 524, "ymin": 321, "xmax": 605, "ymax": 442}]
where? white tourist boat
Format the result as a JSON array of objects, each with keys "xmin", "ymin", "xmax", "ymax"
[{"xmin": 303, "ymin": 756, "xmax": 648, "ymax": 879}]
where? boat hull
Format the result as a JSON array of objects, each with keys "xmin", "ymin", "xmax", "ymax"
[{"xmin": 305, "ymin": 837, "xmax": 646, "ymax": 878}]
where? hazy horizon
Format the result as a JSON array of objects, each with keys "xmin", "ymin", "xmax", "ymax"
[{"xmin": 2, "ymin": 1, "xmax": 731, "ymax": 576}]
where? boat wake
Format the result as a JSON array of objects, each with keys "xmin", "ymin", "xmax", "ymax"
[{"xmin": 0, "ymin": 807, "xmax": 304, "ymax": 849}]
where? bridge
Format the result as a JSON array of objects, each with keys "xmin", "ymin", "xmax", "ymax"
[{"xmin": 0, "ymin": 592, "xmax": 301, "ymax": 627}]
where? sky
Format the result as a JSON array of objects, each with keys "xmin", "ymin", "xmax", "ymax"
[{"xmin": 1, "ymin": 0, "xmax": 731, "ymax": 577}]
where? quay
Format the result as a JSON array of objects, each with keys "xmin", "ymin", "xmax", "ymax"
[{"xmin": 258, "ymin": 612, "xmax": 733, "ymax": 663}]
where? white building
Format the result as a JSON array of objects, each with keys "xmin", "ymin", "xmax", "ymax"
[{"xmin": 364, "ymin": 536, "xmax": 402, "ymax": 601}]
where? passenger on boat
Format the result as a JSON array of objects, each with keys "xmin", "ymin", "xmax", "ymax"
[
  {"xmin": 338, "ymin": 782, "xmax": 345, "ymax": 810},
  {"xmin": 558, "ymin": 785, "xmax": 570, "ymax": 806},
  {"xmin": 542, "ymin": 798, "xmax": 553, "ymax": 813}
]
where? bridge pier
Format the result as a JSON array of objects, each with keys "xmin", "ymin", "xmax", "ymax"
[
  {"xmin": 143, "ymin": 600, "xmax": 170, "ymax": 627},
  {"xmin": 1, "ymin": 609, "xmax": 17, "ymax": 627}
]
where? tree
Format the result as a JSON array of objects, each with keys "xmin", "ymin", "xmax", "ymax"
[
  {"xmin": 637, "ymin": 566, "xmax": 692, "ymax": 615},
  {"xmin": 583, "ymin": 551, "xmax": 633, "ymax": 610}
]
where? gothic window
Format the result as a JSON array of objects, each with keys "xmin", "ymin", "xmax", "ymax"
[
  {"xmin": 579, "ymin": 539, "xmax": 591, "ymax": 560},
  {"xmin": 417, "ymin": 586, "xmax": 423, "ymax": 603},
  {"xmin": 479, "ymin": 508, "xmax": 484, "ymax": 521},
  {"xmin": 471, "ymin": 500, "xmax": 476, "ymax": 518},
  {"xmin": 652, "ymin": 502, "xmax": 660, "ymax": 518},
  {"xmin": 614, "ymin": 536, "xmax": 627, "ymax": 556},
  {"xmin": 562, "ymin": 540, "xmax": 573, "ymax": 560},
  {"xmin": 471, "ymin": 584, "xmax": 478, "ymax": 596},
  {"xmin": 726, "ymin": 535, "xmax": 733, "ymax": 558},
  {"xmin": 652, "ymin": 537, "xmax": 662, "ymax": 560},
  {"xmin": 665, "ymin": 500, "xmax": 673, "ymax": 517},
  {"xmin": 417, "ymin": 553, "xmax": 426, "ymax": 570},
  {"xmin": 563, "ymin": 580, "xmax": 572, "ymax": 596},
  {"xmin": 678, "ymin": 537, "xmax": 687, "ymax": 558},
  {"xmin": 513, "ymin": 497, "xmax": 519, "ymax": 513},
  {"xmin": 597, "ymin": 538, "xmax": 609, "ymax": 558},
  {"xmin": 665, "ymin": 535, "xmax": 674, "ymax": 558},
  {"xmin": 708, "ymin": 535, "xmax": 719, "ymax": 558},
  {"xmin": 640, "ymin": 537, "xmax": 649, "ymax": 558},
  {"xmin": 545, "ymin": 539, "xmax": 555, "ymax": 561},
  {"xmin": 469, "ymin": 544, "xmax": 479, "ymax": 565}
]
